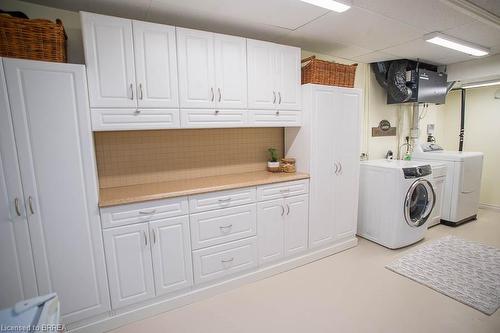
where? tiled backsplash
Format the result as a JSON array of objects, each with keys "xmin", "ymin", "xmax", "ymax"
[{"xmin": 94, "ymin": 128, "xmax": 284, "ymax": 188}]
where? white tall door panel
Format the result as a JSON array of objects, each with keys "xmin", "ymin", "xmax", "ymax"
[
  {"xmin": 4, "ymin": 59, "xmax": 110, "ymax": 322},
  {"xmin": 0, "ymin": 61, "xmax": 37, "ymax": 309},
  {"xmin": 257, "ymin": 199, "xmax": 284, "ymax": 264},
  {"xmin": 81, "ymin": 12, "xmax": 136, "ymax": 108},
  {"xmin": 247, "ymin": 40, "xmax": 277, "ymax": 110},
  {"xmin": 276, "ymin": 46, "xmax": 301, "ymax": 111},
  {"xmin": 150, "ymin": 216, "xmax": 193, "ymax": 296},
  {"xmin": 309, "ymin": 88, "xmax": 337, "ymax": 248},
  {"xmin": 284, "ymin": 195, "xmax": 309, "ymax": 256},
  {"xmin": 103, "ymin": 224, "xmax": 155, "ymax": 309},
  {"xmin": 133, "ymin": 21, "xmax": 179, "ymax": 108},
  {"xmin": 333, "ymin": 89, "xmax": 361, "ymax": 240},
  {"xmin": 214, "ymin": 34, "xmax": 247, "ymax": 109},
  {"xmin": 177, "ymin": 28, "xmax": 216, "ymax": 108}
]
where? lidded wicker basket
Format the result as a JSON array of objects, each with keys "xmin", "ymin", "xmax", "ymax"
[
  {"xmin": 301, "ymin": 55, "xmax": 357, "ymax": 88},
  {"xmin": 0, "ymin": 15, "xmax": 67, "ymax": 62}
]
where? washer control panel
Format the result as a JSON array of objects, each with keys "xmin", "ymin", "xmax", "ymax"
[{"xmin": 403, "ymin": 165, "xmax": 432, "ymax": 178}]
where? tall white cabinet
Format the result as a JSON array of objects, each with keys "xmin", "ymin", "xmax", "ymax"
[
  {"xmin": 0, "ymin": 58, "xmax": 110, "ymax": 323},
  {"xmin": 286, "ymin": 84, "xmax": 362, "ymax": 249}
]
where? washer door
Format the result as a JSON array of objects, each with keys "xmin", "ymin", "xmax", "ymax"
[{"xmin": 404, "ymin": 179, "xmax": 436, "ymax": 227}]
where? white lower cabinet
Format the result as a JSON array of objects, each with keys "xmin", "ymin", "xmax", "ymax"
[
  {"xmin": 103, "ymin": 216, "xmax": 193, "ymax": 309},
  {"xmin": 103, "ymin": 224, "xmax": 155, "ymax": 309},
  {"xmin": 150, "ymin": 217, "xmax": 193, "ymax": 296},
  {"xmin": 192, "ymin": 237, "xmax": 258, "ymax": 284},
  {"xmin": 257, "ymin": 194, "xmax": 309, "ymax": 265}
]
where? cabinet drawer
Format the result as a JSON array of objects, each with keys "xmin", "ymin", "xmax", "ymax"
[
  {"xmin": 189, "ymin": 187, "xmax": 256, "ymax": 213},
  {"xmin": 192, "ymin": 237, "xmax": 258, "ymax": 284},
  {"xmin": 190, "ymin": 204, "xmax": 257, "ymax": 250},
  {"xmin": 100, "ymin": 197, "xmax": 188, "ymax": 228},
  {"xmin": 92, "ymin": 108, "xmax": 180, "ymax": 131},
  {"xmin": 257, "ymin": 180, "xmax": 309, "ymax": 201},
  {"xmin": 248, "ymin": 110, "xmax": 301, "ymax": 127},
  {"xmin": 180, "ymin": 109, "xmax": 247, "ymax": 128}
]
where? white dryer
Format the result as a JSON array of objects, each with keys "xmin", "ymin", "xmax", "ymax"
[
  {"xmin": 358, "ymin": 160, "xmax": 436, "ymax": 249},
  {"xmin": 412, "ymin": 143, "xmax": 483, "ymax": 226}
]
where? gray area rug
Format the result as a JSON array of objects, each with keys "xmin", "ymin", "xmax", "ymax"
[{"xmin": 386, "ymin": 235, "xmax": 500, "ymax": 315}]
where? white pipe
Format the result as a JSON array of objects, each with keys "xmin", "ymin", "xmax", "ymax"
[{"xmin": 410, "ymin": 103, "xmax": 420, "ymax": 150}]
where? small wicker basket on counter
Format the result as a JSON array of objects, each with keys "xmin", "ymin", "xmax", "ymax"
[
  {"xmin": 280, "ymin": 158, "xmax": 296, "ymax": 173},
  {"xmin": 0, "ymin": 15, "xmax": 67, "ymax": 62},
  {"xmin": 301, "ymin": 55, "xmax": 357, "ymax": 88}
]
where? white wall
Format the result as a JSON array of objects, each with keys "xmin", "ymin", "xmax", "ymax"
[
  {"xmin": 2, "ymin": 0, "xmax": 84, "ymax": 63},
  {"xmin": 441, "ymin": 87, "xmax": 500, "ymax": 208}
]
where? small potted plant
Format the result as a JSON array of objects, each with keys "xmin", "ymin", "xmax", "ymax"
[{"xmin": 267, "ymin": 148, "xmax": 280, "ymax": 172}]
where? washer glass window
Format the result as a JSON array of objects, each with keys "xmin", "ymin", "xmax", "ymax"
[{"xmin": 404, "ymin": 179, "xmax": 435, "ymax": 227}]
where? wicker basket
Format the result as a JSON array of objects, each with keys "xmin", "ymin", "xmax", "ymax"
[
  {"xmin": 0, "ymin": 15, "xmax": 67, "ymax": 62},
  {"xmin": 301, "ymin": 55, "xmax": 357, "ymax": 88}
]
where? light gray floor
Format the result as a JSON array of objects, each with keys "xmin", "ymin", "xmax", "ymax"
[{"xmin": 111, "ymin": 208, "xmax": 500, "ymax": 333}]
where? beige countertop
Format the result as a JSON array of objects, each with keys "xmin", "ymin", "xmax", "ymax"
[{"xmin": 99, "ymin": 171, "xmax": 310, "ymax": 207}]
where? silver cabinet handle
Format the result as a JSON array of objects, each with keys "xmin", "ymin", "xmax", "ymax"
[
  {"xmin": 151, "ymin": 229, "xmax": 156, "ymax": 244},
  {"xmin": 210, "ymin": 87, "xmax": 214, "ymax": 102},
  {"xmin": 14, "ymin": 198, "xmax": 21, "ymax": 216},
  {"xmin": 218, "ymin": 198, "xmax": 231, "ymax": 203},
  {"xmin": 129, "ymin": 83, "xmax": 134, "ymax": 100},
  {"xmin": 276, "ymin": 111, "xmax": 280, "ymax": 116},
  {"xmin": 219, "ymin": 224, "xmax": 232, "ymax": 232},
  {"xmin": 286, "ymin": 204, "xmax": 290, "ymax": 215},
  {"xmin": 215, "ymin": 110, "xmax": 220, "ymax": 115},
  {"xmin": 278, "ymin": 91, "xmax": 282, "ymax": 104},
  {"xmin": 334, "ymin": 162, "xmax": 339, "ymax": 175},
  {"xmin": 338, "ymin": 162, "xmax": 343, "ymax": 175},
  {"xmin": 139, "ymin": 209, "xmax": 156, "ymax": 215},
  {"xmin": 134, "ymin": 109, "xmax": 141, "ymax": 115},
  {"xmin": 28, "ymin": 196, "xmax": 35, "ymax": 215},
  {"xmin": 138, "ymin": 83, "xmax": 143, "ymax": 100},
  {"xmin": 218, "ymin": 88, "xmax": 221, "ymax": 102},
  {"xmin": 221, "ymin": 257, "xmax": 234, "ymax": 263},
  {"xmin": 143, "ymin": 231, "xmax": 148, "ymax": 246},
  {"xmin": 280, "ymin": 205, "xmax": 285, "ymax": 216},
  {"xmin": 273, "ymin": 91, "xmax": 276, "ymax": 104}
]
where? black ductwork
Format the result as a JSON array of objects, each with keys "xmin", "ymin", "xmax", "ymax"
[
  {"xmin": 371, "ymin": 59, "xmax": 454, "ymax": 104},
  {"xmin": 387, "ymin": 60, "xmax": 412, "ymax": 103}
]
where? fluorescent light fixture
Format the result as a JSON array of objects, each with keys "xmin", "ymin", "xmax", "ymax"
[
  {"xmin": 424, "ymin": 32, "xmax": 490, "ymax": 57},
  {"xmin": 462, "ymin": 79, "xmax": 500, "ymax": 89},
  {"xmin": 300, "ymin": 0, "xmax": 351, "ymax": 13}
]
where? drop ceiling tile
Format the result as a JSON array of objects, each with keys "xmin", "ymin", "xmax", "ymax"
[
  {"xmin": 353, "ymin": 0, "xmax": 475, "ymax": 32},
  {"xmin": 289, "ymin": 7, "xmax": 422, "ymax": 52},
  {"xmin": 351, "ymin": 51, "xmax": 399, "ymax": 64},
  {"xmin": 147, "ymin": 0, "xmax": 329, "ymax": 31},
  {"xmin": 443, "ymin": 20, "xmax": 500, "ymax": 48},
  {"xmin": 146, "ymin": 1, "xmax": 291, "ymax": 41}
]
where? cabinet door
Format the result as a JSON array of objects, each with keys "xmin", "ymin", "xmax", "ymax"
[
  {"xmin": 0, "ymin": 61, "xmax": 37, "ymax": 308},
  {"xmin": 4, "ymin": 59, "xmax": 110, "ymax": 322},
  {"xmin": 284, "ymin": 194, "xmax": 309, "ymax": 257},
  {"xmin": 309, "ymin": 88, "xmax": 337, "ymax": 248},
  {"xmin": 150, "ymin": 216, "xmax": 193, "ymax": 296},
  {"xmin": 177, "ymin": 28, "xmax": 216, "ymax": 108},
  {"xmin": 133, "ymin": 20, "xmax": 179, "ymax": 108},
  {"xmin": 247, "ymin": 40, "xmax": 277, "ymax": 110},
  {"xmin": 103, "ymin": 224, "xmax": 155, "ymax": 309},
  {"xmin": 257, "ymin": 198, "xmax": 284, "ymax": 264},
  {"xmin": 81, "ymin": 12, "xmax": 136, "ymax": 108},
  {"xmin": 276, "ymin": 45, "xmax": 301, "ymax": 111},
  {"xmin": 333, "ymin": 89, "xmax": 361, "ymax": 240},
  {"xmin": 214, "ymin": 34, "xmax": 247, "ymax": 109}
]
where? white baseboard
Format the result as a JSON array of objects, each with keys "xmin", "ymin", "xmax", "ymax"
[
  {"xmin": 68, "ymin": 237, "xmax": 357, "ymax": 333},
  {"xmin": 479, "ymin": 203, "xmax": 500, "ymax": 212}
]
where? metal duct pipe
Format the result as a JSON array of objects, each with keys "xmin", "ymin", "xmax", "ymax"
[{"xmin": 446, "ymin": 81, "xmax": 456, "ymax": 94}]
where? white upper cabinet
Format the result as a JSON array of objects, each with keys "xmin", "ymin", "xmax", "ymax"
[
  {"xmin": 247, "ymin": 40, "xmax": 301, "ymax": 111},
  {"xmin": 81, "ymin": 12, "xmax": 136, "ymax": 108},
  {"xmin": 177, "ymin": 28, "xmax": 247, "ymax": 109},
  {"xmin": 133, "ymin": 20, "xmax": 179, "ymax": 108},
  {"xmin": 177, "ymin": 28, "xmax": 216, "ymax": 108},
  {"xmin": 247, "ymin": 40, "xmax": 276, "ymax": 110},
  {"xmin": 214, "ymin": 33, "xmax": 247, "ymax": 108},
  {"xmin": 3, "ymin": 59, "xmax": 110, "ymax": 323}
]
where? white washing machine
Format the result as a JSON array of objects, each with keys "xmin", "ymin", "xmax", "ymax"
[
  {"xmin": 413, "ymin": 143, "xmax": 483, "ymax": 226},
  {"xmin": 358, "ymin": 160, "xmax": 436, "ymax": 249}
]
